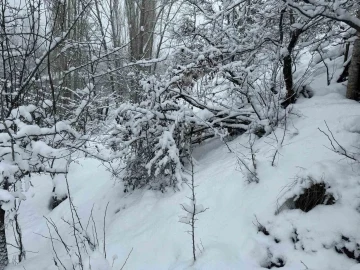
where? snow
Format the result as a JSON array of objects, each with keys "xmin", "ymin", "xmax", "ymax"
[
  {"xmin": 0, "ymin": 190, "xmax": 14, "ymax": 211},
  {"xmin": 83, "ymin": 251, "xmax": 111, "ymax": 270},
  {"xmin": 280, "ymin": 47, "xmax": 289, "ymax": 57},
  {"xmin": 5, "ymin": 46, "xmax": 360, "ymax": 270},
  {"xmin": 194, "ymin": 109, "xmax": 214, "ymax": 121},
  {"xmin": 50, "ymin": 37, "xmax": 62, "ymax": 49},
  {"xmin": 7, "ymin": 82, "xmax": 360, "ymax": 269}
]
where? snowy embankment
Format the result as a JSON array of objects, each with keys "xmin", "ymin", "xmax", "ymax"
[{"xmin": 8, "ymin": 65, "xmax": 360, "ymax": 269}]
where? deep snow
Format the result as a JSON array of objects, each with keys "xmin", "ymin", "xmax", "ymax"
[{"xmin": 6, "ymin": 55, "xmax": 360, "ymax": 270}]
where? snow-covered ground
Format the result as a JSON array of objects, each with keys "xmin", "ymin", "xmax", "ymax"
[{"xmin": 7, "ymin": 56, "xmax": 360, "ymax": 270}]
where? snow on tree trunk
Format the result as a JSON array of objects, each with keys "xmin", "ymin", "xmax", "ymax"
[
  {"xmin": 346, "ymin": 10, "xmax": 360, "ymax": 101},
  {"xmin": 0, "ymin": 209, "xmax": 8, "ymax": 270}
]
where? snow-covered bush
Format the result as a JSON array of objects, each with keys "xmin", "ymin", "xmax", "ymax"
[
  {"xmin": 107, "ymin": 76, "xmax": 192, "ymax": 191},
  {"xmin": 106, "ymin": 49, "xmax": 284, "ymax": 190},
  {"xmin": 106, "ymin": 1, "xmax": 303, "ymax": 190},
  {"xmin": 0, "ymin": 86, "xmax": 93, "ymax": 266},
  {"xmin": 0, "ymin": 87, "xmax": 92, "ymax": 196}
]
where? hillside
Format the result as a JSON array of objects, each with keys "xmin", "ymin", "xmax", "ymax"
[
  {"xmin": 1, "ymin": 1, "xmax": 360, "ymax": 270},
  {"xmin": 7, "ymin": 61, "xmax": 360, "ymax": 270}
]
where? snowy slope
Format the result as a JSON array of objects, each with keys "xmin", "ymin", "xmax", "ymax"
[{"xmin": 7, "ymin": 61, "xmax": 360, "ymax": 270}]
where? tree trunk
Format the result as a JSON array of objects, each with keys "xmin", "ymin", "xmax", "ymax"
[
  {"xmin": 126, "ymin": 0, "xmax": 156, "ymax": 61},
  {"xmin": 283, "ymin": 54, "xmax": 294, "ymax": 99},
  {"xmin": 281, "ymin": 11, "xmax": 302, "ymax": 108},
  {"xmin": 281, "ymin": 30, "xmax": 302, "ymax": 108},
  {"xmin": 346, "ymin": 10, "xmax": 360, "ymax": 100},
  {"xmin": 0, "ymin": 208, "xmax": 8, "ymax": 270}
]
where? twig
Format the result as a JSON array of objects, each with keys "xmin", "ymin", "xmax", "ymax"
[
  {"xmin": 120, "ymin": 248, "xmax": 133, "ymax": 270},
  {"xmin": 46, "ymin": 223, "xmax": 67, "ymax": 270},
  {"xmin": 300, "ymin": 260, "xmax": 309, "ymax": 269},
  {"xmin": 318, "ymin": 121, "xmax": 357, "ymax": 161},
  {"xmin": 65, "ymin": 174, "xmax": 83, "ymax": 269},
  {"xmin": 103, "ymin": 201, "xmax": 109, "ymax": 258}
]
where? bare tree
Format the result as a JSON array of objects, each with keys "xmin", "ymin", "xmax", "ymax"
[
  {"xmin": 180, "ymin": 153, "xmax": 207, "ymax": 262},
  {"xmin": 49, "ymin": 0, "xmax": 92, "ymax": 103},
  {"xmin": 286, "ymin": 0, "xmax": 360, "ymax": 100},
  {"xmin": 0, "ymin": 0, "xmax": 94, "ymax": 268}
]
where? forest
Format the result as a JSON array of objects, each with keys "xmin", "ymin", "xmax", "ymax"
[{"xmin": 1, "ymin": 0, "xmax": 360, "ymax": 269}]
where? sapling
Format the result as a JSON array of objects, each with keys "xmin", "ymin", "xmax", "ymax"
[{"xmin": 179, "ymin": 152, "xmax": 208, "ymax": 262}]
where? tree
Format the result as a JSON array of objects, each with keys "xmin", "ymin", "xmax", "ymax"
[
  {"xmin": 346, "ymin": 10, "xmax": 360, "ymax": 100},
  {"xmin": 48, "ymin": 0, "xmax": 92, "ymax": 105},
  {"xmin": 179, "ymin": 151, "xmax": 207, "ymax": 262},
  {"xmin": 0, "ymin": 0, "xmax": 94, "ymax": 267},
  {"xmin": 125, "ymin": 0, "xmax": 157, "ymax": 61},
  {"xmin": 286, "ymin": 0, "xmax": 360, "ymax": 100},
  {"xmin": 104, "ymin": 0, "xmax": 298, "ymax": 191}
]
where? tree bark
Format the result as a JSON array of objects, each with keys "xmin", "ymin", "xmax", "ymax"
[
  {"xmin": 0, "ymin": 208, "xmax": 8, "ymax": 270},
  {"xmin": 346, "ymin": 10, "xmax": 360, "ymax": 100},
  {"xmin": 126, "ymin": 0, "xmax": 156, "ymax": 61},
  {"xmin": 282, "ymin": 29, "xmax": 302, "ymax": 107},
  {"xmin": 0, "ymin": 179, "xmax": 9, "ymax": 270},
  {"xmin": 281, "ymin": 10, "xmax": 303, "ymax": 108},
  {"xmin": 283, "ymin": 54, "xmax": 294, "ymax": 98},
  {"xmin": 0, "ymin": 208, "xmax": 9, "ymax": 270}
]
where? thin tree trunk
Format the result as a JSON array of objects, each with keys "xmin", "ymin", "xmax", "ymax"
[
  {"xmin": 94, "ymin": 0, "xmax": 116, "ymax": 95},
  {"xmin": 346, "ymin": 10, "xmax": 360, "ymax": 100},
  {"xmin": 271, "ymin": 8, "xmax": 286, "ymax": 94},
  {"xmin": 0, "ymin": 183, "xmax": 10, "ymax": 269},
  {"xmin": 0, "ymin": 208, "xmax": 8, "ymax": 270},
  {"xmin": 283, "ymin": 54, "xmax": 294, "ymax": 99},
  {"xmin": 282, "ymin": 26, "xmax": 302, "ymax": 108},
  {"xmin": 344, "ymin": 43, "xmax": 350, "ymax": 63}
]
